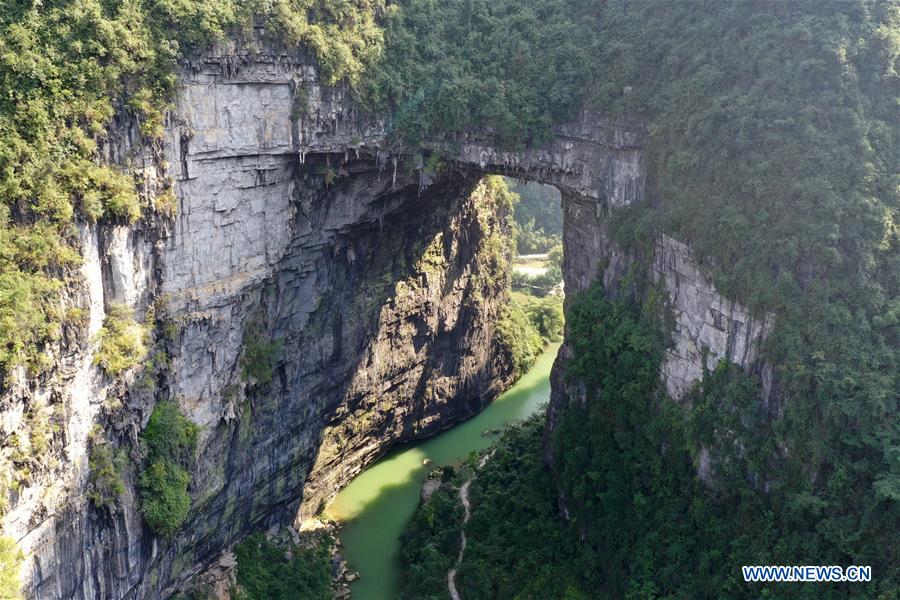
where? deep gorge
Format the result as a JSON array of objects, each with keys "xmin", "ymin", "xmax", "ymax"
[
  {"xmin": 0, "ymin": 3, "xmax": 896, "ymax": 598},
  {"xmin": 1, "ymin": 43, "xmax": 771, "ymax": 598}
]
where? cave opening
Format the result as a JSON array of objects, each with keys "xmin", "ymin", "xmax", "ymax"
[
  {"xmin": 302, "ymin": 165, "xmax": 569, "ymax": 598},
  {"xmin": 503, "ymin": 177, "xmax": 564, "ymax": 292}
]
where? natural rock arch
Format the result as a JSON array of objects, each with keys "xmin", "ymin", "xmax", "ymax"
[{"xmin": 10, "ymin": 45, "xmax": 769, "ymax": 599}]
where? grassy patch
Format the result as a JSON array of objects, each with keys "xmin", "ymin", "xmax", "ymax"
[{"xmin": 94, "ymin": 304, "xmax": 148, "ymax": 377}]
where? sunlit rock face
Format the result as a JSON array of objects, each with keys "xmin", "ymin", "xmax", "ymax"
[
  {"xmin": 653, "ymin": 234, "xmax": 773, "ymax": 400},
  {"xmin": 0, "ymin": 39, "xmax": 768, "ymax": 599}
]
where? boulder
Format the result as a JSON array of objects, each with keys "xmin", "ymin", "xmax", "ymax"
[{"xmin": 421, "ymin": 478, "xmax": 442, "ymax": 502}]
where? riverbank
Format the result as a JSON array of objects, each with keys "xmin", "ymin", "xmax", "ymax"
[
  {"xmin": 512, "ymin": 253, "xmax": 549, "ymax": 277},
  {"xmin": 325, "ymin": 342, "xmax": 560, "ymax": 599}
]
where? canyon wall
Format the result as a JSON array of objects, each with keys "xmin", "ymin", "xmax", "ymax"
[
  {"xmin": 557, "ymin": 193, "xmax": 773, "ymax": 402},
  {"xmin": 0, "ymin": 44, "xmax": 516, "ymax": 598},
  {"xmin": 0, "ymin": 39, "xmax": 770, "ymax": 598}
]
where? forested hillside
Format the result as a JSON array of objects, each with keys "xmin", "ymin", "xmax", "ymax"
[{"xmin": 375, "ymin": 1, "xmax": 898, "ymax": 597}]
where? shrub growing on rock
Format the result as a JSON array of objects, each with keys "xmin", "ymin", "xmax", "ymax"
[
  {"xmin": 240, "ymin": 319, "xmax": 283, "ymax": 385},
  {"xmin": 87, "ymin": 442, "xmax": 127, "ymax": 511},
  {"xmin": 138, "ymin": 402, "xmax": 198, "ymax": 536},
  {"xmin": 94, "ymin": 304, "xmax": 148, "ymax": 377},
  {"xmin": 0, "ymin": 536, "xmax": 22, "ymax": 599}
]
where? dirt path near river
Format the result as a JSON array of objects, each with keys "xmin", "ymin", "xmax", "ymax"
[
  {"xmin": 448, "ymin": 451, "xmax": 492, "ymax": 600},
  {"xmin": 447, "ymin": 479, "xmax": 471, "ymax": 600}
]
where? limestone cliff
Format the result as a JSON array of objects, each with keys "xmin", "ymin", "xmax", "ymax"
[
  {"xmin": 0, "ymin": 44, "xmax": 516, "ymax": 598},
  {"xmin": 0, "ymin": 39, "xmax": 770, "ymax": 599},
  {"xmin": 545, "ymin": 191, "xmax": 774, "ymax": 476}
]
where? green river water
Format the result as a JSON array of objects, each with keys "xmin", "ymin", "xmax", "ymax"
[{"xmin": 325, "ymin": 342, "xmax": 560, "ymax": 600}]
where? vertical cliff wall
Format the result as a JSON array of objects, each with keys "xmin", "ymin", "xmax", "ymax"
[
  {"xmin": 546, "ymin": 191, "xmax": 773, "ymax": 468},
  {"xmin": 556, "ymin": 193, "xmax": 772, "ymax": 400}
]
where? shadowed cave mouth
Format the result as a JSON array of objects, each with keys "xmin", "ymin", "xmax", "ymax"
[{"xmin": 294, "ymin": 148, "xmax": 567, "ymax": 515}]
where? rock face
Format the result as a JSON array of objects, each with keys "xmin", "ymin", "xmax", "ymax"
[
  {"xmin": 653, "ymin": 234, "xmax": 773, "ymax": 399},
  {"xmin": 545, "ymin": 192, "xmax": 774, "ymax": 468},
  {"xmin": 556, "ymin": 193, "xmax": 772, "ymax": 401},
  {"xmin": 0, "ymin": 44, "xmax": 517, "ymax": 599},
  {"xmin": 0, "ymin": 40, "xmax": 769, "ymax": 599}
]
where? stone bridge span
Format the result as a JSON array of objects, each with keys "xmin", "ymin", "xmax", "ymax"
[{"xmin": 170, "ymin": 46, "xmax": 646, "ymax": 208}]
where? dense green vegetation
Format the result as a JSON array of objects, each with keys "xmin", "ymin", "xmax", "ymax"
[
  {"xmin": 171, "ymin": 585, "xmax": 215, "ymax": 600},
  {"xmin": 510, "ymin": 291, "xmax": 563, "ymax": 343},
  {"xmin": 233, "ymin": 532, "xmax": 333, "ymax": 600},
  {"xmin": 550, "ymin": 281, "xmax": 730, "ymax": 598},
  {"xmin": 138, "ymin": 402, "xmax": 198, "ymax": 536},
  {"xmin": 87, "ymin": 440, "xmax": 127, "ymax": 511},
  {"xmin": 511, "ymin": 219, "xmax": 557, "ymax": 256},
  {"xmin": 359, "ymin": 0, "xmax": 593, "ymax": 146},
  {"xmin": 398, "ymin": 476, "xmax": 464, "ymax": 600},
  {"xmin": 397, "ymin": 417, "xmax": 583, "ymax": 600},
  {"xmin": 458, "ymin": 416, "xmax": 585, "ymax": 599},
  {"xmin": 0, "ymin": 536, "xmax": 21, "ymax": 600},
  {"xmin": 554, "ymin": 280, "xmax": 898, "ymax": 597}
]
